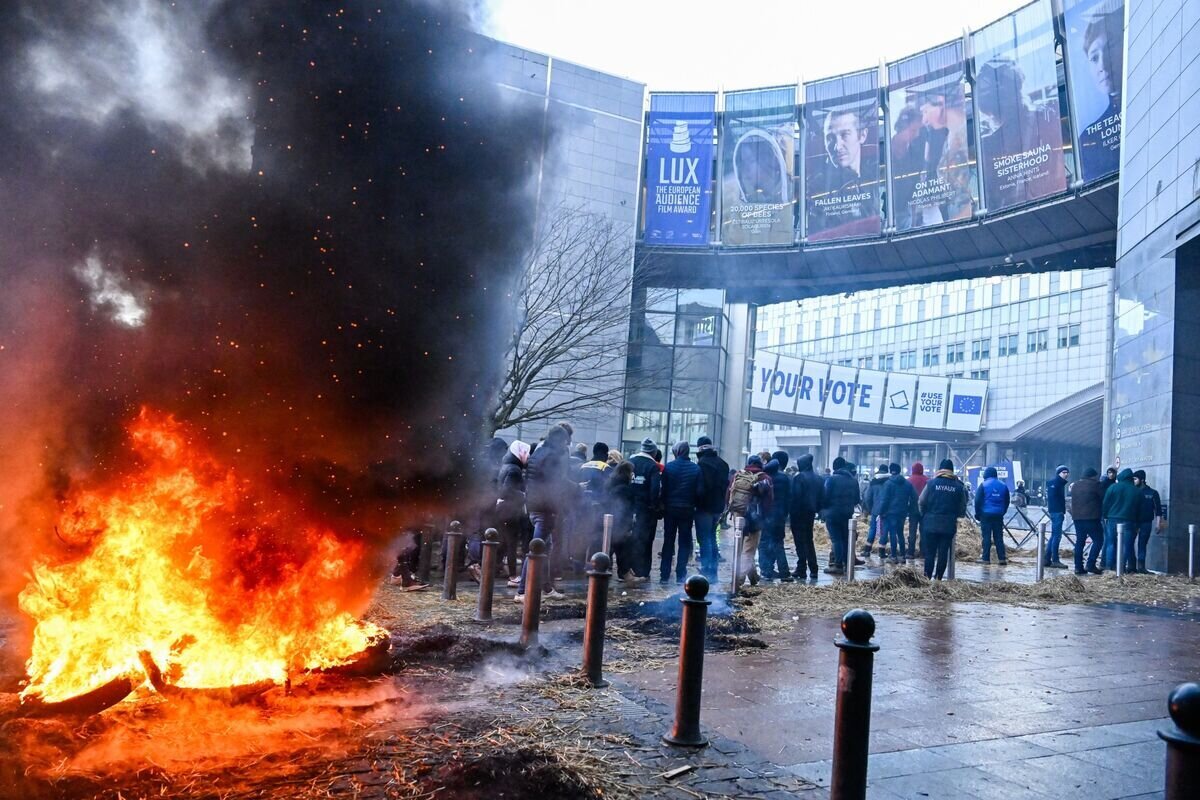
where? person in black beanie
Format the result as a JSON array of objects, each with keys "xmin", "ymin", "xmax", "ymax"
[
  {"xmin": 918, "ymin": 458, "xmax": 967, "ymax": 579},
  {"xmin": 790, "ymin": 453, "xmax": 824, "ymax": 579},
  {"xmin": 820, "ymin": 456, "xmax": 860, "ymax": 574},
  {"xmin": 694, "ymin": 435, "xmax": 730, "ymax": 580},
  {"xmin": 626, "ymin": 438, "xmax": 660, "ymax": 581}
]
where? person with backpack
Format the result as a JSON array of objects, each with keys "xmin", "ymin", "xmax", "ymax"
[
  {"xmin": 694, "ymin": 435, "xmax": 730, "ymax": 580},
  {"xmin": 628, "ymin": 438, "xmax": 661, "ymax": 581},
  {"xmin": 727, "ymin": 454, "xmax": 772, "ymax": 587},
  {"xmin": 1069, "ymin": 467, "xmax": 1104, "ymax": 575},
  {"xmin": 821, "ymin": 456, "xmax": 860, "ymax": 575},
  {"xmin": 861, "ymin": 464, "xmax": 890, "ymax": 559},
  {"xmin": 879, "ymin": 463, "xmax": 917, "ymax": 565},
  {"xmin": 973, "ymin": 466, "xmax": 1010, "ymax": 564},
  {"xmin": 659, "ymin": 441, "xmax": 701, "ymax": 584},
  {"xmin": 759, "ymin": 454, "xmax": 792, "ymax": 581},
  {"xmin": 918, "ymin": 459, "xmax": 967, "ymax": 580},
  {"xmin": 906, "ymin": 462, "xmax": 928, "ymax": 558}
]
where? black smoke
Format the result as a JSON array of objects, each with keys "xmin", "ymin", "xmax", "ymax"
[{"xmin": 0, "ymin": 1, "xmax": 547, "ymax": 596}]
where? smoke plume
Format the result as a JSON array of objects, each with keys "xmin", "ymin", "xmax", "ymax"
[{"xmin": 0, "ymin": 0, "xmax": 546, "ymax": 607}]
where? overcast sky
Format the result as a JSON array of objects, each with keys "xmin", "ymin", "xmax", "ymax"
[{"xmin": 484, "ymin": 0, "xmax": 1027, "ymax": 90}]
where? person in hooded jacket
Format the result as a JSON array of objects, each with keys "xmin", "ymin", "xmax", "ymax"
[
  {"xmin": 694, "ymin": 436, "xmax": 730, "ymax": 580},
  {"xmin": 918, "ymin": 459, "xmax": 967, "ymax": 579},
  {"xmin": 577, "ymin": 443, "xmax": 613, "ymax": 565},
  {"xmin": 879, "ymin": 463, "xmax": 917, "ymax": 564},
  {"xmin": 659, "ymin": 441, "xmax": 700, "ymax": 584},
  {"xmin": 495, "ymin": 440, "xmax": 531, "ymax": 585},
  {"xmin": 790, "ymin": 453, "xmax": 824, "ymax": 579},
  {"xmin": 759, "ymin": 454, "xmax": 793, "ymax": 581},
  {"xmin": 861, "ymin": 464, "xmax": 890, "ymax": 558},
  {"xmin": 608, "ymin": 461, "xmax": 637, "ymax": 580},
  {"xmin": 627, "ymin": 438, "xmax": 661, "ymax": 581},
  {"xmin": 1131, "ymin": 470, "xmax": 1162, "ymax": 573},
  {"xmin": 973, "ymin": 466, "xmax": 1010, "ymax": 564},
  {"xmin": 1101, "ymin": 468, "xmax": 1140, "ymax": 571},
  {"xmin": 907, "ymin": 462, "xmax": 928, "ymax": 558},
  {"xmin": 1045, "ymin": 465, "xmax": 1070, "ymax": 568},
  {"xmin": 1069, "ymin": 467, "xmax": 1104, "ymax": 574},
  {"xmin": 517, "ymin": 425, "xmax": 571, "ymax": 601},
  {"xmin": 821, "ymin": 456, "xmax": 860, "ymax": 574}
]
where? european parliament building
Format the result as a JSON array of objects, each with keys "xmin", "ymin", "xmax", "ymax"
[{"xmin": 496, "ymin": 0, "xmax": 1200, "ymax": 573}]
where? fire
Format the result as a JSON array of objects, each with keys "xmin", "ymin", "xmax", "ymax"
[{"xmin": 18, "ymin": 409, "xmax": 386, "ymax": 704}]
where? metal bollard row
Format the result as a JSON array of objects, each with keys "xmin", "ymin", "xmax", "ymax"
[
  {"xmin": 846, "ymin": 514, "xmax": 856, "ymax": 583},
  {"xmin": 1158, "ymin": 682, "xmax": 1200, "ymax": 800},
  {"xmin": 663, "ymin": 575, "xmax": 711, "ymax": 748},
  {"xmin": 474, "ymin": 528, "xmax": 498, "ymax": 623},
  {"xmin": 830, "ymin": 609, "xmax": 879, "ymax": 800},
  {"xmin": 519, "ymin": 538, "xmax": 547, "ymax": 648},
  {"xmin": 442, "ymin": 520, "xmax": 463, "ymax": 600},
  {"xmin": 1035, "ymin": 521, "xmax": 1046, "ymax": 582},
  {"xmin": 1190, "ymin": 524, "xmax": 1196, "ymax": 582},
  {"xmin": 582, "ymin": 551, "xmax": 612, "ymax": 688},
  {"xmin": 729, "ymin": 515, "xmax": 744, "ymax": 600}
]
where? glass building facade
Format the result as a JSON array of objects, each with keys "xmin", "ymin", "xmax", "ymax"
[{"xmin": 622, "ymin": 288, "xmax": 728, "ymax": 457}]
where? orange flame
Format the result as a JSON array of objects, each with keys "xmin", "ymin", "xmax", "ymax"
[{"xmin": 18, "ymin": 409, "xmax": 386, "ymax": 704}]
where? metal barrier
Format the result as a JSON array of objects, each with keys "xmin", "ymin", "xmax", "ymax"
[
  {"xmin": 519, "ymin": 538, "xmax": 547, "ymax": 648},
  {"xmin": 442, "ymin": 520, "xmax": 463, "ymax": 600},
  {"xmin": 474, "ymin": 528, "xmax": 498, "ymax": 622},
  {"xmin": 1158, "ymin": 682, "xmax": 1200, "ymax": 799},
  {"xmin": 662, "ymin": 575, "xmax": 711, "ymax": 748},
  {"xmin": 729, "ymin": 515, "xmax": 744, "ymax": 600},
  {"xmin": 1035, "ymin": 522, "xmax": 1046, "ymax": 582},
  {"xmin": 582, "ymin": 551, "xmax": 612, "ymax": 688}
]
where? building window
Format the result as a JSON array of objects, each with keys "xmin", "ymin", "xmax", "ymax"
[
  {"xmin": 900, "ymin": 350, "xmax": 916, "ymax": 370},
  {"xmin": 858, "ymin": 356, "xmax": 873, "ymax": 369},
  {"xmin": 1027, "ymin": 329, "xmax": 1048, "ymax": 353},
  {"xmin": 971, "ymin": 338, "xmax": 990, "ymax": 360},
  {"xmin": 878, "ymin": 353, "xmax": 894, "ymax": 371},
  {"xmin": 836, "ymin": 358, "xmax": 853, "ymax": 366},
  {"xmin": 922, "ymin": 347, "xmax": 939, "ymax": 367},
  {"xmin": 946, "ymin": 371, "xmax": 965, "ymax": 378},
  {"xmin": 998, "ymin": 333, "xmax": 1018, "ymax": 357},
  {"xmin": 1057, "ymin": 323, "xmax": 1080, "ymax": 348},
  {"xmin": 970, "ymin": 369, "xmax": 990, "ymax": 380},
  {"xmin": 946, "ymin": 342, "xmax": 965, "ymax": 364}
]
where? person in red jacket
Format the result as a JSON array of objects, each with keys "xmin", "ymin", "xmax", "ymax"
[{"xmin": 906, "ymin": 462, "xmax": 928, "ymax": 558}]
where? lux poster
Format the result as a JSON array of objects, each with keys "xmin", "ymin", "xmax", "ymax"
[
  {"xmin": 803, "ymin": 69, "xmax": 882, "ymax": 242},
  {"xmin": 972, "ymin": 0, "xmax": 1068, "ymax": 212},
  {"xmin": 1062, "ymin": 0, "xmax": 1124, "ymax": 182},
  {"xmin": 887, "ymin": 40, "xmax": 977, "ymax": 232},
  {"xmin": 719, "ymin": 87, "xmax": 797, "ymax": 246},
  {"xmin": 644, "ymin": 93, "xmax": 716, "ymax": 246}
]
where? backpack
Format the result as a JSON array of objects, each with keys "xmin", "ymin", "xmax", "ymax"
[{"xmin": 727, "ymin": 470, "xmax": 760, "ymax": 514}]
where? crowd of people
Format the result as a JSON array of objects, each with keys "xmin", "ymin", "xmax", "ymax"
[{"xmin": 388, "ymin": 422, "xmax": 1166, "ymax": 594}]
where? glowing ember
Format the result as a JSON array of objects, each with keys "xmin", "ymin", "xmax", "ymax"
[{"xmin": 19, "ymin": 409, "xmax": 386, "ymax": 704}]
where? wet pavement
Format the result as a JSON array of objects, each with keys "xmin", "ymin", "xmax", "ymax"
[{"xmin": 615, "ymin": 600, "xmax": 1197, "ymax": 799}]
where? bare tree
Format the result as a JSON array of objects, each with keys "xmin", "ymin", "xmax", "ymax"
[{"xmin": 488, "ymin": 205, "xmax": 667, "ymax": 437}]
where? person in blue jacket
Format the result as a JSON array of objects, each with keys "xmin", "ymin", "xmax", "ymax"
[
  {"xmin": 1131, "ymin": 470, "xmax": 1162, "ymax": 573},
  {"xmin": 974, "ymin": 466, "xmax": 1011, "ymax": 564},
  {"xmin": 878, "ymin": 463, "xmax": 917, "ymax": 565}
]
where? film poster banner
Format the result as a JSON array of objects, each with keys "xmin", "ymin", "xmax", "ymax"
[
  {"xmin": 804, "ymin": 69, "xmax": 882, "ymax": 242},
  {"xmin": 720, "ymin": 87, "xmax": 797, "ymax": 246},
  {"xmin": 972, "ymin": 0, "xmax": 1068, "ymax": 212},
  {"xmin": 644, "ymin": 93, "xmax": 716, "ymax": 246},
  {"xmin": 887, "ymin": 40, "xmax": 977, "ymax": 232},
  {"xmin": 1063, "ymin": 0, "xmax": 1124, "ymax": 182}
]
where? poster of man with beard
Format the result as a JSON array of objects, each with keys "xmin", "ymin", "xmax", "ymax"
[
  {"xmin": 972, "ymin": 0, "xmax": 1068, "ymax": 212},
  {"xmin": 804, "ymin": 70, "xmax": 882, "ymax": 242},
  {"xmin": 719, "ymin": 86, "xmax": 797, "ymax": 246},
  {"xmin": 1063, "ymin": 0, "xmax": 1124, "ymax": 182},
  {"xmin": 888, "ymin": 41, "xmax": 976, "ymax": 232}
]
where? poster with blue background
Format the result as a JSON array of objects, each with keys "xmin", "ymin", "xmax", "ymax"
[
  {"xmin": 1062, "ymin": 0, "xmax": 1124, "ymax": 182},
  {"xmin": 644, "ymin": 93, "xmax": 715, "ymax": 246}
]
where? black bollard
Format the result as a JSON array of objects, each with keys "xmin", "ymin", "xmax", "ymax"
[
  {"xmin": 417, "ymin": 523, "xmax": 434, "ymax": 583},
  {"xmin": 475, "ymin": 528, "xmax": 499, "ymax": 623},
  {"xmin": 830, "ymin": 609, "xmax": 880, "ymax": 800},
  {"xmin": 519, "ymin": 538, "xmax": 547, "ymax": 648},
  {"xmin": 582, "ymin": 551, "xmax": 612, "ymax": 687},
  {"xmin": 442, "ymin": 520, "xmax": 463, "ymax": 601},
  {"xmin": 662, "ymin": 575, "xmax": 711, "ymax": 748},
  {"xmin": 1158, "ymin": 682, "xmax": 1200, "ymax": 800}
]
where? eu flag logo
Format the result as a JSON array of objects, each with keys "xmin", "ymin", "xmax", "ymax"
[{"xmin": 952, "ymin": 395, "xmax": 982, "ymax": 415}]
